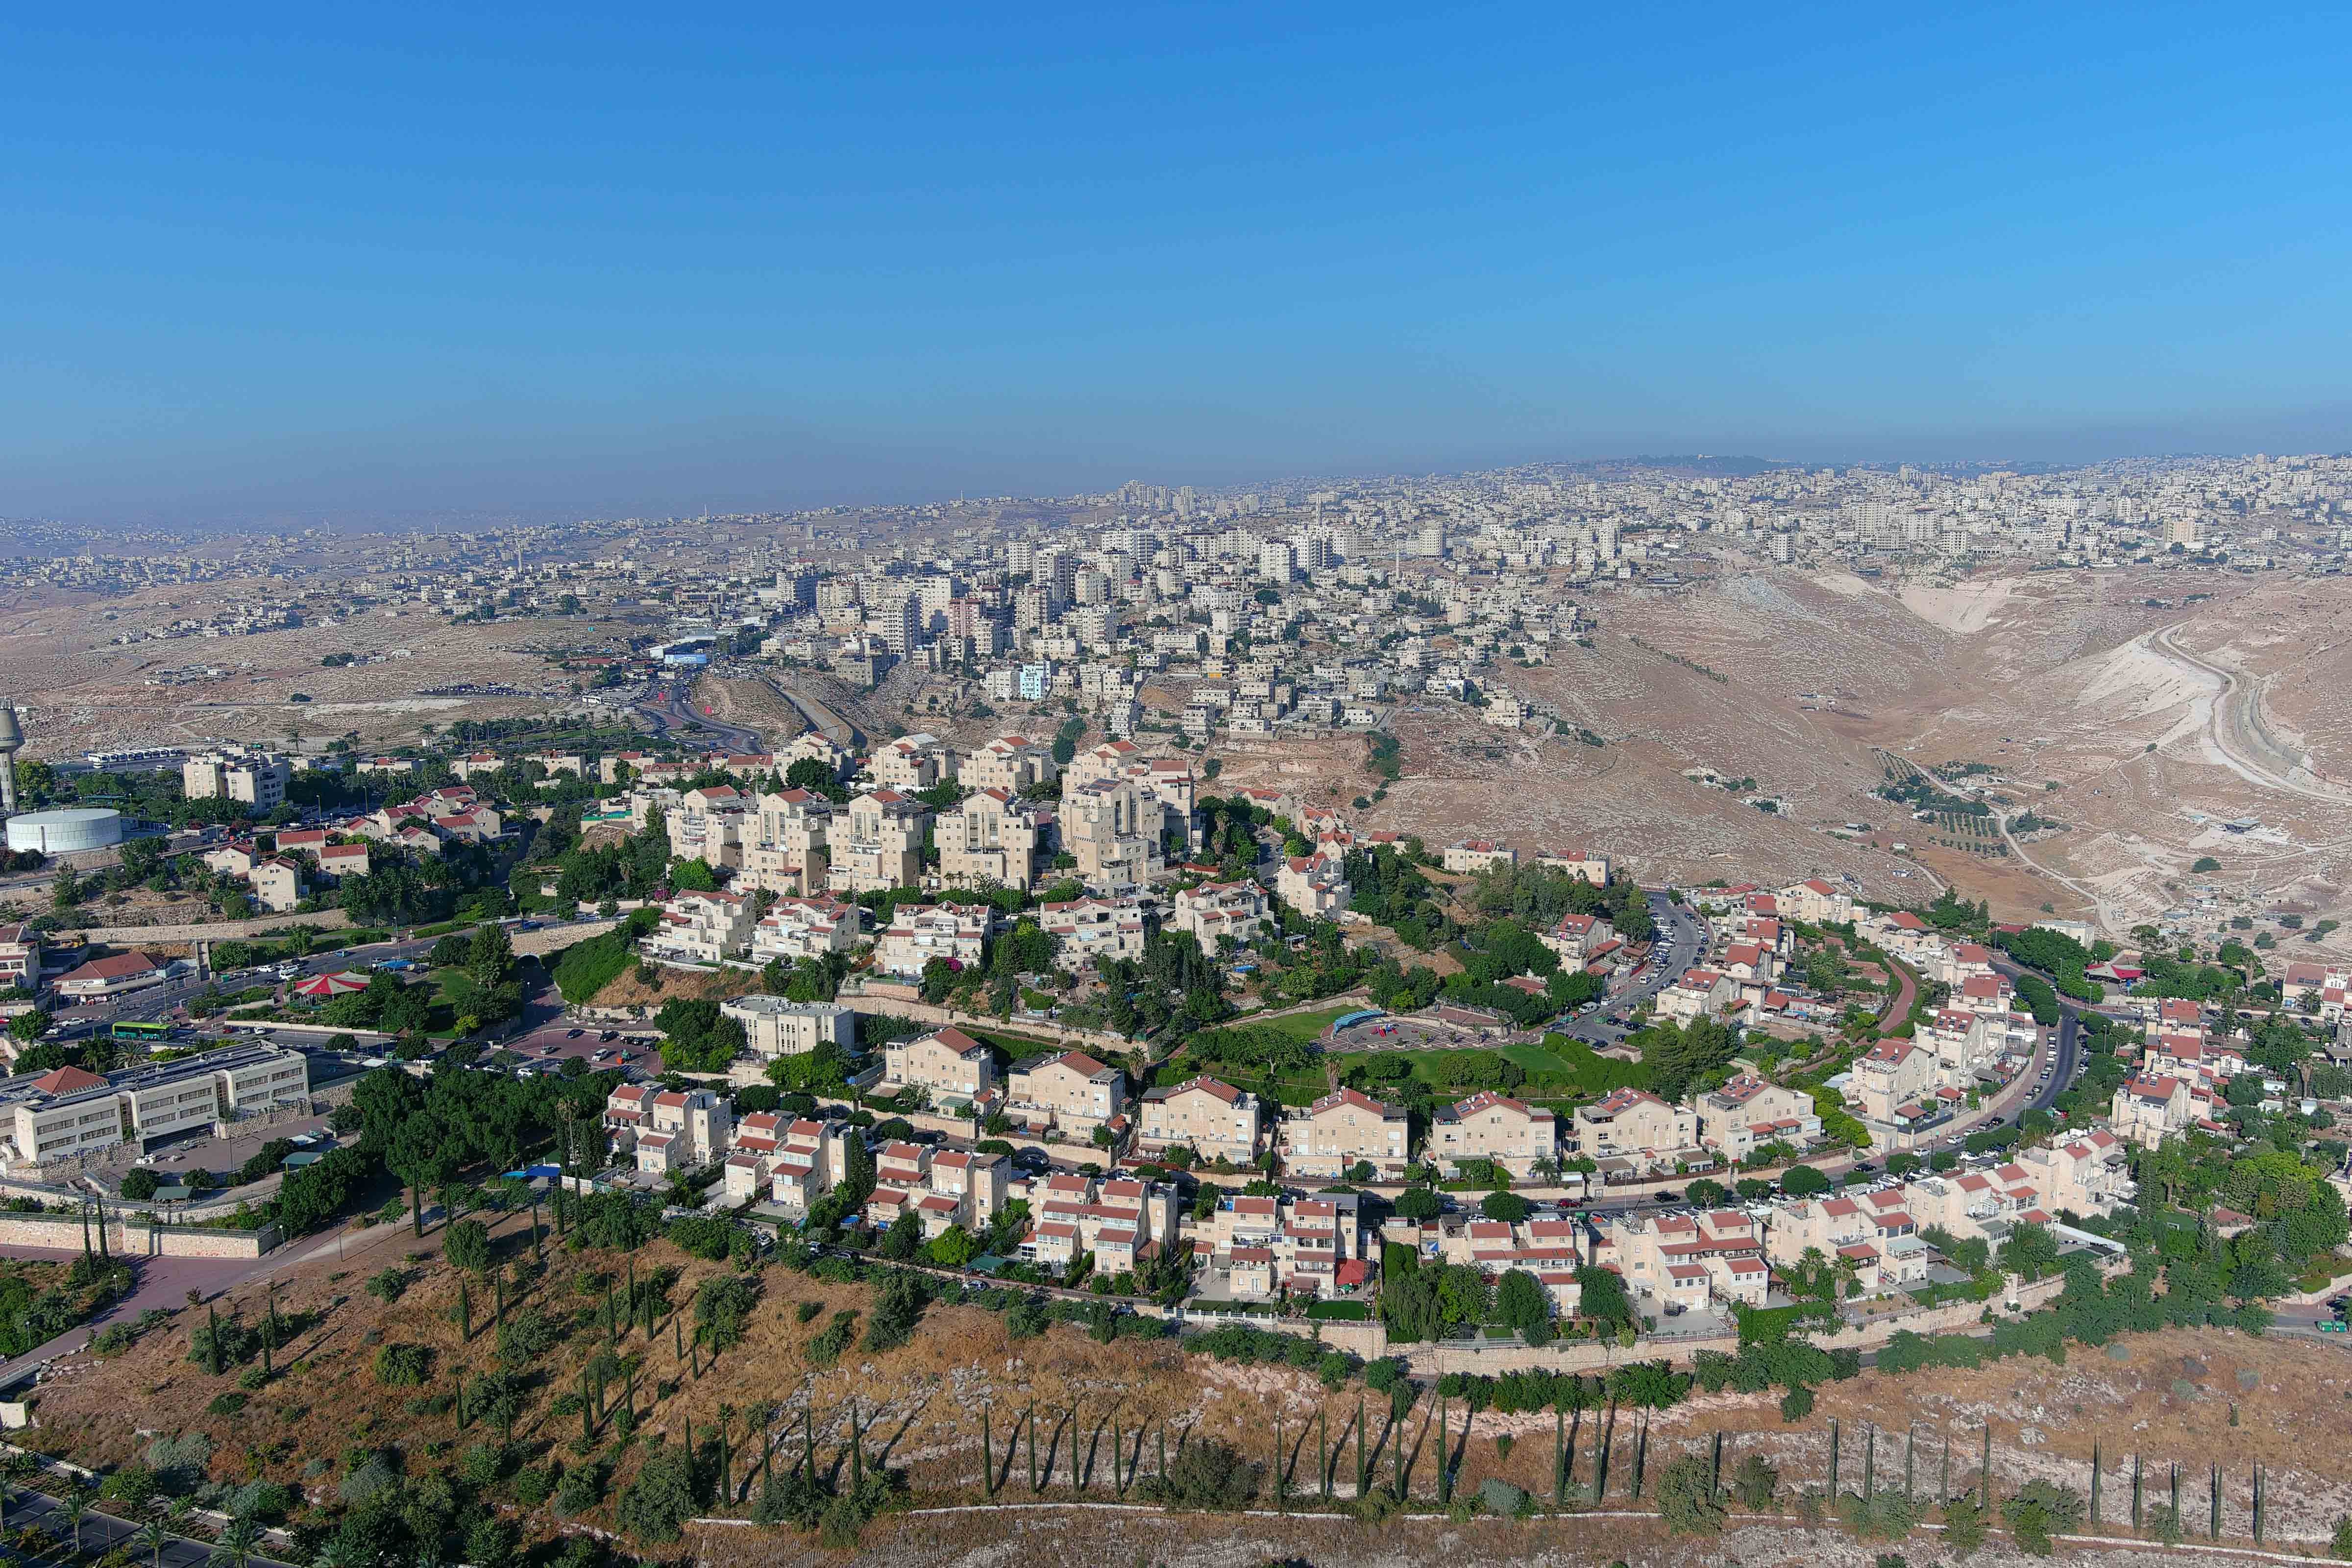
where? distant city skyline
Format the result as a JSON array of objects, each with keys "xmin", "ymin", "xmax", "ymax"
[{"xmin": 7, "ymin": 3, "xmax": 2351, "ymax": 524}]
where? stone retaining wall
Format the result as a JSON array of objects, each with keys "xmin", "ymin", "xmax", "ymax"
[{"xmin": 0, "ymin": 1211, "xmax": 280, "ymax": 1259}]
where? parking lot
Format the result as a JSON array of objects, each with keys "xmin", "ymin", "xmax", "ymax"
[{"xmin": 493, "ymin": 1022, "xmax": 661, "ymax": 1077}]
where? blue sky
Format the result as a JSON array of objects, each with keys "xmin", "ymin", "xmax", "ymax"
[{"xmin": 5, "ymin": 3, "xmax": 2350, "ymax": 522}]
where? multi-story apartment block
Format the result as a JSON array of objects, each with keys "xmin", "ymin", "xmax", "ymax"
[
  {"xmin": 1533, "ymin": 849, "xmax": 1610, "ymax": 884},
  {"xmin": 1060, "ymin": 775, "xmax": 1161, "ymax": 889},
  {"xmin": 760, "ymin": 1117, "xmax": 855, "ymax": 1212},
  {"xmin": 181, "ymin": 747, "xmax": 292, "ymax": 810},
  {"xmin": 1280, "ymin": 1087, "xmax": 1410, "ymax": 1178},
  {"xmin": 2109, "ymin": 1072, "xmax": 2205, "ymax": 1150},
  {"xmin": 935, "ymin": 788, "xmax": 1045, "ymax": 892},
  {"xmin": 1427, "ymin": 1213, "xmax": 1587, "ymax": 1316},
  {"xmin": 1428, "ymin": 1090, "xmax": 1557, "ymax": 1176},
  {"xmin": 826, "ymin": 790, "xmax": 930, "ymax": 895},
  {"xmin": 666, "ymin": 784, "xmax": 754, "ymax": 869},
  {"xmin": 1204, "ymin": 1191, "xmax": 1365, "ymax": 1299},
  {"xmin": 740, "ymin": 788, "xmax": 833, "ymax": 896},
  {"xmin": 1170, "ymin": 879, "xmax": 1269, "ymax": 954},
  {"xmin": 1135, "ymin": 1075, "xmax": 1260, "ymax": 1164},
  {"xmin": 879, "ymin": 1025, "xmax": 997, "ymax": 1104},
  {"xmin": 641, "ymin": 888, "xmax": 757, "ymax": 965},
  {"xmin": 1443, "ymin": 839, "xmax": 1518, "ymax": 874},
  {"xmin": 746, "ymin": 895, "xmax": 861, "ymax": 965},
  {"xmin": 1691, "ymin": 1072, "xmax": 1820, "ymax": 1161},
  {"xmin": 1037, "ymin": 894, "xmax": 1147, "ymax": 973},
  {"xmin": 2014, "ymin": 1127, "xmax": 2136, "ymax": 1216},
  {"xmin": 1602, "ymin": 1208, "xmax": 1770, "ymax": 1312},
  {"xmin": 1762, "ymin": 1191, "xmax": 1933, "ymax": 1289},
  {"xmin": 718, "ymin": 996, "xmax": 856, "ymax": 1059},
  {"xmin": 1654, "ymin": 968, "xmax": 1738, "ymax": 1023},
  {"xmin": 1571, "ymin": 1087, "xmax": 1698, "ymax": 1176},
  {"xmin": 604, "ymin": 1085, "xmax": 735, "ymax": 1174},
  {"xmin": 1852, "ymin": 1036, "xmax": 1940, "ymax": 1125},
  {"xmin": 958, "ymin": 734, "xmax": 1057, "ymax": 795},
  {"xmin": 1774, "ymin": 878, "xmax": 1855, "ymax": 925},
  {"xmin": 1539, "ymin": 911, "xmax": 1616, "ymax": 964},
  {"xmin": 876, "ymin": 902, "xmax": 994, "ymax": 977},
  {"xmin": 0, "ymin": 924, "xmax": 41, "ymax": 990},
  {"xmin": 246, "ymin": 858, "xmax": 304, "ymax": 914},
  {"xmin": 1275, "ymin": 855, "xmax": 1351, "ymax": 918},
  {"xmin": 1024, "ymin": 1170, "xmax": 1180, "ymax": 1275},
  {"xmin": 1005, "ymin": 1050, "xmax": 1126, "ymax": 1140},
  {"xmin": 869, "ymin": 733, "xmax": 952, "ymax": 792}
]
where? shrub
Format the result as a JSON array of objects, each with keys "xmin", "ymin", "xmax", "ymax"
[
  {"xmin": 553, "ymin": 1460, "xmax": 606, "ymax": 1517},
  {"xmin": 615, "ymin": 1442, "xmax": 703, "ymax": 1544},
  {"xmin": 373, "ymin": 1343, "xmax": 432, "ymax": 1387},
  {"xmin": 1730, "ymin": 1453, "xmax": 1779, "ymax": 1511},
  {"xmin": 1942, "ymin": 1492, "xmax": 1989, "ymax": 1557},
  {"xmin": 365, "ymin": 1268, "xmax": 410, "ymax": 1304},
  {"xmin": 2002, "ymin": 1480, "xmax": 2083, "ymax": 1556},
  {"xmin": 206, "ymin": 1392, "xmax": 248, "ymax": 1417},
  {"xmin": 459, "ymin": 1442, "xmax": 507, "ymax": 1487},
  {"xmin": 1656, "ymin": 1453, "xmax": 1726, "ymax": 1535},
  {"xmin": 1139, "ymin": 1439, "xmax": 1257, "ymax": 1510}
]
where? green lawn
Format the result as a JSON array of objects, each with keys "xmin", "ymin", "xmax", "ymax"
[
  {"xmin": 1229, "ymin": 1004, "xmax": 1358, "ymax": 1044},
  {"xmin": 1331, "ymin": 1035, "xmax": 1649, "ymax": 1102}
]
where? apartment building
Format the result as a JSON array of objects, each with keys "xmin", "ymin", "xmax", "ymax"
[
  {"xmin": 1601, "ymin": 1208, "xmax": 1770, "ymax": 1312},
  {"xmin": 1774, "ymin": 878, "xmax": 1855, "ymax": 925},
  {"xmin": 1655, "ymin": 968, "xmax": 1738, "ymax": 1023},
  {"xmin": 826, "ymin": 790, "xmax": 930, "ymax": 895},
  {"xmin": 741, "ymin": 788, "xmax": 833, "ymax": 896},
  {"xmin": 1037, "ymin": 894, "xmax": 1147, "ymax": 973},
  {"xmin": 1060, "ymin": 775, "xmax": 1161, "ymax": 889},
  {"xmin": 878, "ymin": 1026, "xmax": 997, "ymax": 1104},
  {"xmin": 1692, "ymin": 1072, "xmax": 1821, "ymax": 1161},
  {"xmin": 1275, "ymin": 855, "xmax": 1351, "ymax": 919},
  {"xmin": 746, "ymin": 895, "xmax": 861, "ymax": 965},
  {"xmin": 1024, "ymin": 1170, "xmax": 1179, "ymax": 1275},
  {"xmin": 1533, "ymin": 849, "xmax": 1610, "ymax": 884},
  {"xmin": 876, "ymin": 903, "xmax": 994, "ymax": 978},
  {"xmin": 718, "ymin": 996, "xmax": 856, "ymax": 1059},
  {"xmin": 604, "ymin": 1085, "xmax": 735, "ymax": 1174},
  {"xmin": 1427, "ymin": 1090, "xmax": 1557, "ymax": 1177},
  {"xmin": 181, "ymin": 747, "xmax": 292, "ymax": 810},
  {"xmin": 1279, "ymin": 1087, "xmax": 1410, "ymax": 1178},
  {"xmin": 2109, "ymin": 1073, "xmax": 2205, "ymax": 1150},
  {"xmin": 935, "ymin": 788, "xmax": 1046, "ymax": 892},
  {"xmin": 0, "ymin": 925, "xmax": 40, "ymax": 990},
  {"xmin": 1443, "ymin": 840, "xmax": 1518, "ymax": 874},
  {"xmin": 0, "ymin": 1046, "xmax": 310, "ymax": 1170},
  {"xmin": 666, "ymin": 784, "xmax": 753, "ymax": 869},
  {"xmin": 641, "ymin": 888, "xmax": 757, "ymax": 965},
  {"xmin": 1852, "ymin": 1037, "xmax": 1939, "ymax": 1124},
  {"xmin": 724, "ymin": 1111, "xmax": 849, "ymax": 1205},
  {"xmin": 2014, "ymin": 1127, "xmax": 2136, "ymax": 1216},
  {"xmin": 1204, "ymin": 1191, "xmax": 1365, "ymax": 1299},
  {"xmin": 1571, "ymin": 1088, "xmax": 1697, "ymax": 1176},
  {"xmin": 1004, "ymin": 1050, "xmax": 1126, "ymax": 1141},
  {"xmin": 1170, "ymin": 879, "xmax": 1269, "ymax": 954},
  {"xmin": 1763, "ymin": 1192, "xmax": 1933, "ymax": 1289},
  {"xmin": 958, "ymin": 734, "xmax": 1057, "ymax": 794},
  {"xmin": 869, "ymin": 734, "xmax": 952, "ymax": 793},
  {"xmin": 1539, "ymin": 911, "xmax": 1616, "ymax": 964},
  {"xmin": 247, "ymin": 858, "xmax": 304, "ymax": 914},
  {"xmin": 1135, "ymin": 1075, "xmax": 1260, "ymax": 1164}
]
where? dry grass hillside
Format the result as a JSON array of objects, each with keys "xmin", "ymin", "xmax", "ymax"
[{"xmin": 24, "ymin": 1217, "xmax": 2352, "ymax": 1568}]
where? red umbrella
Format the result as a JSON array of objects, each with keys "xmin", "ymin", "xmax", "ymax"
[{"xmin": 292, "ymin": 971, "xmax": 370, "ymax": 999}]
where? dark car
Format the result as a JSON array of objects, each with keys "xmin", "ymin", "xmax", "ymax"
[{"xmin": 567, "ymin": 1028, "xmax": 584, "ymax": 1038}]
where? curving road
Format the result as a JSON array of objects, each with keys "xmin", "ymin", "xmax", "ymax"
[
  {"xmin": 2150, "ymin": 624, "xmax": 2350, "ymax": 804},
  {"xmin": 1555, "ymin": 891, "xmax": 1706, "ymax": 1045},
  {"xmin": 634, "ymin": 680, "xmax": 764, "ymax": 753}
]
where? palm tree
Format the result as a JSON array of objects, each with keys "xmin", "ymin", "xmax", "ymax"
[
  {"xmin": 59, "ymin": 1485, "xmax": 92, "ymax": 1556},
  {"xmin": 138, "ymin": 1510, "xmax": 171, "ymax": 1568},
  {"xmin": 209, "ymin": 1515, "xmax": 261, "ymax": 1568}
]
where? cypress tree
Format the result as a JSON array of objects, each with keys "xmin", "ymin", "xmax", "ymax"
[
  {"xmin": 1862, "ymin": 1423, "xmax": 1875, "ymax": 1500},
  {"xmin": 1829, "ymin": 1418, "xmax": 1840, "ymax": 1498},
  {"xmin": 1903, "ymin": 1427, "xmax": 1913, "ymax": 1498},
  {"xmin": 982, "ymin": 1405, "xmax": 996, "ymax": 1498},
  {"xmin": 410, "ymin": 1182, "xmax": 422, "ymax": 1238},
  {"xmin": 604, "ymin": 1277, "xmax": 615, "ymax": 1346},
  {"xmin": 2171, "ymin": 1460, "xmax": 2179, "ymax": 1523},
  {"xmin": 850, "ymin": 1402, "xmax": 863, "ymax": 1494},
  {"xmin": 459, "ymin": 1275, "xmax": 471, "ymax": 1341},
  {"xmin": 1555, "ymin": 1405, "xmax": 1566, "ymax": 1506},
  {"xmin": 1160, "ymin": 1423, "xmax": 1169, "ymax": 1491},
  {"xmin": 1394, "ymin": 1405, "xmax": 1405, "ymax": 1499},
  {"xmin": 2090, "ymin": 1441, "xmax": 2102, "ymax": 1526},
  {"xmin": 2254, "ymin": 1465, "xmax": 2264, "ymax": 1544},
  {"xmin": 1358, "ymin": 1397, "xmax": 1370, "ymax": 1499},
  {"xmin": 2210, "ymin": 1464, "xmax": 2221, "ymax": 1541},
  {"xmin": 1940, "ymin": 1431, "xmax": 1951, "ymax": 1504},
  {"xmin": 1981, "ymin": 1423, "xmax": 1993, "ymax": 1508},
  {"xmin": 2132, "ymin": 1453, "xmax": 2143, "ymax": 1528},
  {"xmin": 579, "ymin": 1370, "xmax": 592, "ymax": 1441},
  {"xmin": 1436, "ymin": 1398, "xmax": 1448, "ymax": 1504},
  {"xmin": 1319, "ymin": 1407, "xmax": 1329, "ymax": 1498},
  {"xmin": 530, "ymin": 1198, "xmax": 543, "ymax": 1262}
]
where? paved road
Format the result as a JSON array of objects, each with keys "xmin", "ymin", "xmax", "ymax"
[
  {"xmin": 9, "ymin": 1485, "xmax": 298, "ymax": 1568},
  {"xmin": 635, "ymin": 683, "xmax": 763, "ymax": 752},
  {"xmin": 1554, "ymin": 891, "xmax": 1705, "ymax": 1045}
]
